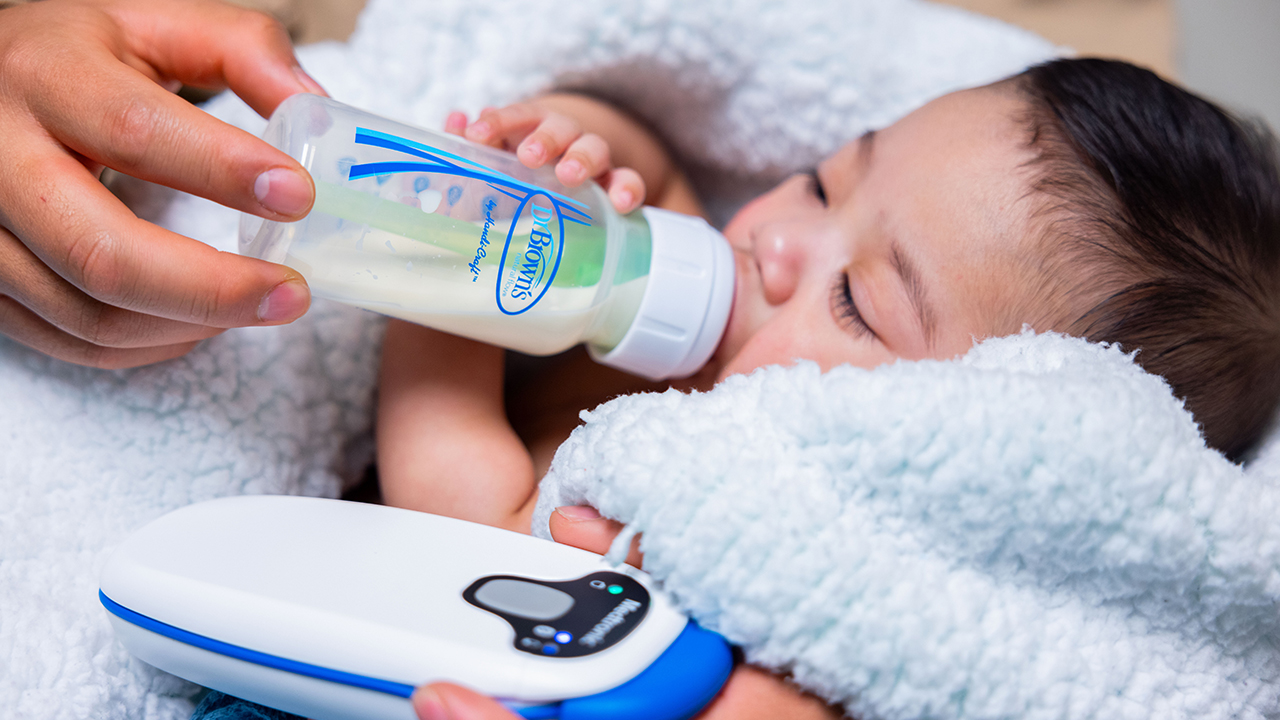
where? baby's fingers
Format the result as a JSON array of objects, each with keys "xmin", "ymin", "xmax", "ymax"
[
  {"xmin": 601, "ymin": 167, "xmax": 645, "ymax": 214},
  {"xmin": 554, "ymin": 133, "xmax": 610, "ymax": 187},
  {"xmin": 465, "ymin": 104, "xmax": 587, "ymax": 169},
  {"xmin": 513, "ymin": 112, "xmax": 582, "ymax": 169},
  {"xmin": 444, "ymin": 111, "xmax": 468, "ymax": 137},
  {"xmin": 462, "ymin": 102, "xmax": 643, "ymax": 213},
  {"xmin": 548, "ymin": 506, "xmax": 644, "ymax": 568},
  {"xmin": 465, "ymin": 103, "xmax": 546, "ymax": 150}
]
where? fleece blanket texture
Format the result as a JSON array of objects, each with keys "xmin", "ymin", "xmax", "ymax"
[
  {"xmin": 534, "ymin": 333, "xmax": 1280, "ymax": 720},
  {"xmin": 2, "ymin": 1, "xmax": 1273, "ymax": 719}
]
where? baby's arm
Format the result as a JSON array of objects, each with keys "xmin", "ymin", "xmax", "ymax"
[
  {"xmin": 378, "ymin": 95, "xmax": 696, "ymax": 533},
  {"xmin": 378, "ymin": 324, "xmax": 536, "ymax": 532}
]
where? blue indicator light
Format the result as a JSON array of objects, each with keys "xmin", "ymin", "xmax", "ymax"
[
  {"xmin": 541, "ymin": 644, "xmax": 559, "ymax": 655},
  {"xmin": 554, "ymin": 631, "xmax": 572, "ymax": 644},
  {"xmin": 608, "ymin": 585, "xmax": 623, "ymax": 595}
]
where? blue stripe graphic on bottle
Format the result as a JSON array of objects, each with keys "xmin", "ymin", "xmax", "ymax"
[{"xmin": 346, "ymin": 128, "xmax": 593, "ymax": 315}]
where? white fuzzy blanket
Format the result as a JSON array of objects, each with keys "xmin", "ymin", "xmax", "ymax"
[
  {"xmin": 7, "ymin": 1, "xmax": 1271, "ymax": 719},
  {"xmin": 534, "ymin": 333, "xmax": 1280, "ymax": 720}
]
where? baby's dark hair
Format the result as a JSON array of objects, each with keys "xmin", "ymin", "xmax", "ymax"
[{"xmin": 1014, "ymin": 58, "xmax": 1280, "ymax": 461}]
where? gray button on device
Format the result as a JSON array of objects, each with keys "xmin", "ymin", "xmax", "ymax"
[
  {"xmin": 474, "ymin": 579, "xmax": 575, "ymax": 620},
  {"xmin": 533, "ymin": 624, "xmax": 556, "ymax": 638}
]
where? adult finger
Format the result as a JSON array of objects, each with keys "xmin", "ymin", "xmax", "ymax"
[
  {"xmin": 0, "ymin": 223, "xmax": 224, "ymax": 349},
  {"xmin": 413, "ymin": 684, "xmax": 517, "ymax": 720},
  {"xmin": 27, "ymin": 45, "xmax": 314, "ymax": 222},
  {"xmin": 0, "ymin": 147, "xmax": 310, "ymax": 328},
  {"xmin": 0, "ymin": 295, "xmax": 204, "ymax": 369},
  {"xmin": 105, "ymin": 0, "xmax": 327, "ymax": 117},
  {"xmin": 547, "ymin": 506, "xmax": 644, "ymax": 567}
]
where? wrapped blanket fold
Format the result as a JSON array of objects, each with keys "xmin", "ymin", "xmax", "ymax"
[{"xmin": 534, "ymin": 332, "xmax": 1280, "ymax": 720}]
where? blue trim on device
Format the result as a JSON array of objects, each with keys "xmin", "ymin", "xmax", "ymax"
[
  {"xmin": 559, "ymin": 620, "xmax": 733, "ymax": 720},
  {"xmin": 101, "ymin": 592, "xmax": 731, "ymax": 720},
  {"xmin": 511, "ymin": 704, "xmax": 562, "ymax": 720},
  {"xmin": 99, "ymin": 591, "xmax": 417, "ymax": 698}
]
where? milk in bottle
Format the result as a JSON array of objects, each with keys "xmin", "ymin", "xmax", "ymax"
[{"xmin": 240, "ymin": 94, "xmax": 733, "ymax": 380}]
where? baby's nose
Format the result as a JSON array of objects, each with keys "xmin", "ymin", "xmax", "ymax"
[{"xmin": 753, "ymin": 226, "xmax": 803, "ymax": 305}]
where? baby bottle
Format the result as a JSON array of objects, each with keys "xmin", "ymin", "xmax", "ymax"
[{"xmin": 240, "ymin": 94, "xmax": 734, "ymax": 380}]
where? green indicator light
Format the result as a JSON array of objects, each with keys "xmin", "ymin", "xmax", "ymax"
[{"xmin": 608, "ymin": 585, "xmax": 623, "ymax": 595}]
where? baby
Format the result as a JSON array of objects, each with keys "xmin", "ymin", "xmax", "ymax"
[
  {"xmin": 377, "ymin": 58, "xmax": 1280, "ymax": 538},
  {"xmin": 363, "ymin": 60, "xmax": 1280, "ymax": 720}
]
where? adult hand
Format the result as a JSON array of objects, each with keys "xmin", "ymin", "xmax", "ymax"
[
  {"xmin": 411, "ymin": 506, "xmax": 840, "ymax": 720},
  {"xmin": 0, "ymin": 0, "xmax": 323, "ymax": 368}
]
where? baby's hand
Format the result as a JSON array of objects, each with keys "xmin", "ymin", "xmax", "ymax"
[{"xmin": 445, "ymin": 101, "xmax": 646, "ymax": 214}]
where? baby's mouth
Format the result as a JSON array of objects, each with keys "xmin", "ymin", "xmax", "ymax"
[{"xmin": 705, "ymin": 248, "xmax": 751, "ymax": 371}]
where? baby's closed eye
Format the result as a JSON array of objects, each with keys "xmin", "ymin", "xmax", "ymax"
[{"xmin": 830, "ymin": 274, "xmax": 875, "ymax": 339}]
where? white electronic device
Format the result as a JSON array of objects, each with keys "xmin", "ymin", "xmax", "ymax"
[{"xmin": 99, "ymin": 496, "xmax": 732, "ymax": 720}]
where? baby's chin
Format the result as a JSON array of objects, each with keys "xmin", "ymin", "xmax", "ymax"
[{"xmin": 704, "ymin": 312, "xmax": 747, "ymax": 384}]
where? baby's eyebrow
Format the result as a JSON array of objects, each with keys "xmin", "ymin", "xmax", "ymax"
[{"xmin": 890, "ymin": 241, "xmax": 937, "ymax": 350}]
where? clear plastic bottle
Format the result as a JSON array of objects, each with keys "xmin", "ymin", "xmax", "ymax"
[{"xmin": 240, "ymin": 94, "xmax": 734, "ymax": 380}]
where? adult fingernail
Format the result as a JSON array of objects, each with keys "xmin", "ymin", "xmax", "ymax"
[
  {"xmin": 614, "ymin": 189, "xmax": 635, "ymax": 211},
  {"xmin": 556, "ymin": 506, "xmax": 602, "ymax": 522},
  {"xmin": 468, "ymin": 121, "xmax": 490, "ymax": 140},
  {"xmin": 254, "ymin": 168, "xmax": 313, "ymax": 217},
  {"xmin": 293, "ymin": 66, "xmax": 328, "ymax": 97},
  {"xmin": 411, "ymin": 688, "xmax": 451, "ymax": 720},
  {"xmin": 258, "ymin": 278, "xmax": 310, "ymax": 323}
]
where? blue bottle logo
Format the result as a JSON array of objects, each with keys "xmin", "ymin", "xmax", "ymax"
[
  {"xmin": 345, "ymin": 127, "xmax": 591, "ymax": 315},
  {"xmin": 499, "ymin": 194, "xmax": 563, "ymax": 313}
]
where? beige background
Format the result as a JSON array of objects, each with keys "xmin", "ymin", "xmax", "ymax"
[
  {"xmin": 210, "ymin": 0, "xmax": 1279, "ymax": 137},
  {"xmin": 224, "ymin": 0, "xmax": 365, "ymax": 46},
  {"xmin": 232, "ymin": 0, "xmax": 1177, "ymax": 80},
  {"xmin": 25, "ymin": 0, "xmax": 1275, "ymax": 130},
  {"xmin": 937, "ymin": 0, "xmax": 1176, "ymax": 77}
]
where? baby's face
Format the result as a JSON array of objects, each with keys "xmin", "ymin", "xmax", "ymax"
[{"xmin": 706, "ymin": 84, "xmax": 1046, "ymax": 382}]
